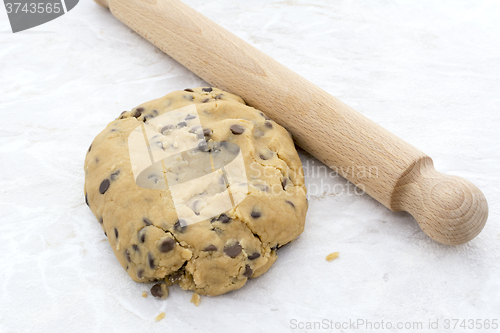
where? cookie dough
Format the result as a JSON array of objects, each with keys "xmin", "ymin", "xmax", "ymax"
[{"xmin": 84, "ymin": 87, "xmax": 307, "ymax": 296}]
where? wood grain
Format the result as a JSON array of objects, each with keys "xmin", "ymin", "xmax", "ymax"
[{"xmin": 95, "ymin": 0, "xmax": 488, "ymax": 245}]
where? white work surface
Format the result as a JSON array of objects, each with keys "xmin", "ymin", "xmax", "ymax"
[{"xmin": 1, "ymin": 1, "xmax": 499, "ymax": 332}]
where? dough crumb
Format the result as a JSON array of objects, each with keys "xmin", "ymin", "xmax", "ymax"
[
  {"xmin": 142, "ymin": 291, "xmax": 148, "ymax": 298},
  {"xmin": 190, "ymin": 293, "xmax": 201, "ymax": 306},
  {"xmin": 155, "ymin": 312, "xmax": 166, "ymax": 322},
  {"xmin": 326, "ymin": 252, "xmax": 339, "ymax": 261}
]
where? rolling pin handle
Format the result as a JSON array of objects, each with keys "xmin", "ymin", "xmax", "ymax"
[{"xmin": 390, "ymin": 157, "xmax": 488, "ymax": 245}]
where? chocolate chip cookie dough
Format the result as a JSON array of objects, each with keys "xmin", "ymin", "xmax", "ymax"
[{"xmin": 84, "ymin": 87, "xmax": 307, "ymax": 296}]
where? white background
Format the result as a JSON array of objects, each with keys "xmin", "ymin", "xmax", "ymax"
[{"xmin": 0, "ymin": 1, "xmax": 499, "ymax": 332}]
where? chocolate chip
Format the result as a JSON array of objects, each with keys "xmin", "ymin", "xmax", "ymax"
[
  {"xmin": 243, "ymin": 265, "xmax": 253, "ymax": 278},
  {"xmin": 230, "ymin": 124, "xmax": 245, "ymax": 135},
  {"xmin": 202, "ymin": 87, "xmax": 212, "ymax": 92},
  {"xmin": 218, "ymin": 213, "xmax": 231, "ymax": 224},
  {"xmin": 174, "ymin": 219, "xmax": 187, "ymax": 233},
  {"xmin": 110, "ymin": 170, "xmax": 120, "ymax": 181},
  {"xmin": 260, "ymin": 112, "xmax": 271, "ymax": 120},
  {"xmin": 98, "ymin": 216, "xmax": 103, "ymax": 224},
  {"xmin": 114, "ymin": 228, "xmax": 119, "ymax": 239},
  {"xmin": 184, "ymin": 88, "xmax": 194, "ymax": 92},
  {"xmin": 148, "ymin": 252, "xmax": 155, "ymax": 269},
  {"xmin": 143, "ymin": 218, "xmax": 152, "ymax": 226},
  {"xmin": 198, "ymin": 141, "xmax": 209, "ymax": 152},
  {"xmin": 88, "ymin": 144, "xmax": 92, "ymax": 153},
  {"xmin": 248, "ymin": 252, "xmax": 260, "ymax": 260},
  {"xmin": 118, "ymin": 111, "xmax": 127, "ymax": 119},
  {"xmin": 185, "ymin": 114, "xmax": 196, "ymax": 120},
  {"xmin": 140, "ymin": 233, "xmax": 146, "ymax": 243},
  {"xmin": 215, "ymin": 94, "xmax": 223, "ymax": 99},
  {"xmin": 143, "ymin": 114, "xmax": 153, "ymax": 122},
  {"xmin": 137, "ymin": 269, "xmax": 144, "ymax": 279},
  {"xmin": 160, "ymin": 124, "xmax": 174, "ymax": 134},
  {"xmin": 259, "ymin": 154, "xmax": 268, "ymax": 160},
  {"xmin": 224, "ymin": 242, "xmax": 242, "ymax": 258},
  {"xmin": 203, "ymin": 128, "xmax": 212, "ymax": 137},
  {"xmin": 286, "ymin": 200, "xmax": 296, "ymax": 209},
  {"xmin": 221, "ymin": 141, "xmax": 240, "ymax": 154},
  {"xmin": 183, "ymin": 95, "xmax": 194, "ymax": 101},
  {"xmin": 202, "ymin": 98, "xmax": 210, "ymax": 103},
  {"xmin": 132, "ymin": 244, "xmax": 139, "ymax": 252},
  {"xmin": 151, "ymin": 283, "xmax": 164, "ymax": 298},
  {"xmin": 253, "ymin": 184, "xmax": 269, "ymax": 192},
  {"xmin": 132, "ymin": 110, "xmax": 141, "ymax": 118},
  {"xmin": 191, "ymin": 200, "xmax": 202, "ymax": 215},
  {"xmin": 281, "ymin": 177, "xmax": 289, "ymax": 190},
  {"xmin": 250, "ymin": 210, "xmax": 261, "ymax": 219},
  {"xmin": 99, "ymin": 179, "xmax": 110, "ymax": 194},
  {"xmin": 264, "ymin": 121, "xmax": 273, "ymax": 129},
  {"xmin": 85, "ymin": 193, "xmax": 89, "ymax": 206},
  {"xmin": 190, "ymin": 126, "xmax": 203, "ymax": 137},
  {"xmin": 104, "ymin": 231, "xmax": 107, "ymax": 237},
  {"xmin": 169, "ymin": 270, "xmax": 182, "ymax": 282},
  {"xmin": 177, "ymin": 121, "xmax": 187, "ymax": 128},
  {"xmin": 125, "ymin": 249, "xmax": 131, "ymax": 262},
  {"xmin": 136, "ymin": 107, "xmax": 145, "ymax": 113},
  {"xmin": 203, "ymin": 245, "xmax": 217, "ymax": 252},
  {"xmin": 212, "ymin": 227, "xmax": 223, "ymax": 235},
  {"xmin": 271, "ymin": 244, "xmax": 279, "ymax": 251},
  {"xmin": 159, "ymin": 238, "xmax": 175, "ymax": 252}
]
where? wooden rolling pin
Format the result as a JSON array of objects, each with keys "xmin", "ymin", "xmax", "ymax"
[{"xmin": 94, "ymin": 0, "xmax": 488, "ymax": 245}]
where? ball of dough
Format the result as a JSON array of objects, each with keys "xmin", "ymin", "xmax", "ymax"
[{"xmin": 84, "ymin": 87, "xmax": 307, "ymax": 296}]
